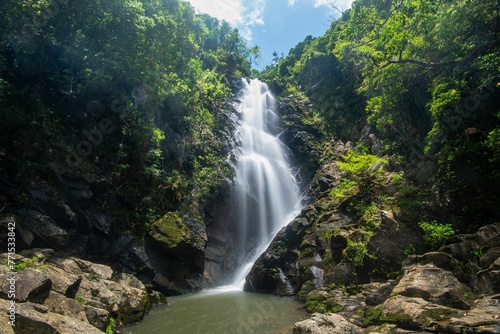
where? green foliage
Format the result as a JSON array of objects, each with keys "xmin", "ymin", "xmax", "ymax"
[
  {"xmin": 11, "ymin": 256, "xmax": 43, "ymax": 272},
  {"xmin": 404, "ymin": 244, "xmax": 417, "ymax": 256},
  {"xmin": 0, "ymin": 0, "xmax": 256, "ymax": 235},
  {"xmin": 262, "ymin": 0, "xmax": 500, "ymax": 231},
  {"xmin": 337, "ymin": 151, "xmax": 387, "ymax": 192},
  {"xmin": 346, "ymin": 234, "xmax": 374, "ymax": 266},
  {"xmin": 329, "ymin": 179, "xmax": 357, "ymax": 203},
  {"xmin": 418, "ymin": 221, "xmax": 455, "ymax": 249},
  {"xmin": 106, "ymin": 317, "xmax": 116, "ymax": 334}
]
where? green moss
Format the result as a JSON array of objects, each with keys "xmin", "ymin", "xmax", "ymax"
[
  {"xmin": 359, "ymin": 306, "xmax": 412, "ymax": 327},
  {"xmin": 416, "ymin": 307, "xmax": 457, "ymax": 326},
  {"xmin": 149, "ymin": 212, "xmax": 189, "ymax": 248},
  {"xmin": 305, "ymin": 294, "xmax": 341, "ymax": 314}
]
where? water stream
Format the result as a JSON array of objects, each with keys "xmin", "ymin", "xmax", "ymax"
[
  {"xmin": 126, "ymin": 79, "xmax": 304, "ymax": 333},
  {"xmin": 230, "ymin": 78, "xmax": 302, "ymax": 288}
]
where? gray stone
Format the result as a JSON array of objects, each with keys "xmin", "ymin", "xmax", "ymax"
[
  {"xmin": 293, "ymin": 313, "xmax": 361, "ymax": 334},
  {"xmin": 382, "ymin": 295, "xmax": 462, "ymax": 330},
  {"xmin": 43, "ymin": 290, "xmax": 87, "ymax": 323},
  {"xmin": 44, "ymin": 265, "xmax": 82, "ymax": 297},
  {"xmin": 85, "ymin": 305, "xmax": 110, "ymax": 331},
  {"xmin": 392, "ymin": 263, "xmax": 475, "ymax": 309},
  {"xmin": 0, "ymin": 268, "xmax": 51, "ymax": 303},
  {"xmin": 15, "ymin": 302, "xmax": 103, "ymax": 334}
]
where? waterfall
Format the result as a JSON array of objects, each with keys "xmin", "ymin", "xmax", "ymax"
[{"xmin": 230, "ymin": 79, "xmax": 302, "ymax": 288}]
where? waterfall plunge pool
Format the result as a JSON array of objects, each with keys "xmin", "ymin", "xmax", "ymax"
[
  {"xmin": 124, "ymin": 288, "xmax": 308, "ymax": 334},
  {"xmin": 125, "ymin": 79, "xmax": 307, "ymax": 334}
]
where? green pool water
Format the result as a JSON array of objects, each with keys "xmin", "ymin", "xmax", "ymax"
[{"xmin": 125, "ymin": 287, "xmax": 308, "ymax": 334}]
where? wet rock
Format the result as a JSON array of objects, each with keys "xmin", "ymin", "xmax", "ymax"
[
  {"xmin": 293, "ymin": 313, "xmax": 361, "ymax": 334},
  {"xmin": 244, "ymin": 215, "xmax": 310, "ymax": 295}
]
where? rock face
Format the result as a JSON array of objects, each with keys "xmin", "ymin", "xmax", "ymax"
[
  {"xmin": 0, "ymin": 249, "xmax": 153, "ymax": 333},
  {"xmin": 0, "ymin": 168, "xmax": 214, "ymax": 296},
  {"xmin": 245, "ymin": 141, "xmax": 425, "ymax": 296}
]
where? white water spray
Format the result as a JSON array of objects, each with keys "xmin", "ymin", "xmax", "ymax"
[{"xmin": 229, "ymin": 79, "xmax": 302, "ymax": 289}]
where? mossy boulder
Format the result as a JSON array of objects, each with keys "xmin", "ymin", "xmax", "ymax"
[
  {"xmin": 148, "ymin": 211, "xmax": 207, "ymax": 276},
  {"xmin": 149, "ymin": 212, "xmax": 191, "ymax": 249}
]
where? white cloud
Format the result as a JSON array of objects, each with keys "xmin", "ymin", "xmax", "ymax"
[
  {"xmin": 186, "ymin": 0, "xmax": 266, "ymax": 41},
  {"xmin": 246, "ymin": 0, "xmax": 266, "ymax": 26},
  {"xmin": 186, "ymin": 0, "xmax": 246, "ymax": 25}
]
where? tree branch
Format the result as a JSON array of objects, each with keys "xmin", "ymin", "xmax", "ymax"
[{"xmin": 380, "ymin": 38, "xmax": 500, "ymax": 68}]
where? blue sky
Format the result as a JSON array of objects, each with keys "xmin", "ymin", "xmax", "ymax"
[{"xmin": 185, "ymin": 0, "xmax": 354, "ymax": 69}]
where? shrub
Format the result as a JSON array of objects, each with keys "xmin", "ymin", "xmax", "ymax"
[{"xmin": 418, "ymin": 221, "xmax": 455, "ymax": 249}]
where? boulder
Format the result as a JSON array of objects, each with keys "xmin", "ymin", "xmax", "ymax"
[
  {"xmin": 392, "ymin": 263, "xmax": 475, "ymax": 309},
  {"xmin": 44, "ymin": 265, "xmax": 82, "ymax": 297},
  {"xmin": 43, "ymin": 291, "xmax": 87, "ymax": 323},
  {"xmin": 85, "ymin": 305, "xmax": 111, "ymax": 331},
  {"xmin": 477, "ymin": 263, "xmax": 500, "ymax": 294},
  {"xmin": 73, "ymin": 258, "xmax": 114, "ymax": 280},
  {"xmin": 293, "ymin": 313, "xmax": 361, "ymax": 334},
  {"xmin": 75, "ymin": 277, "xmax": 150, "ymax": 323},
  {"xmin": 22, "ymin": 174, "xmax": 77, "ymax": 227},
  {"xmin": 0, "ymin": 268, "xmax": 51, "ymax": 303},
  {"xmin": 148, "ymin": 211, "xmax": 207, "ymax": 272},
  {"xmin": 15, "ymin": 302, "xmax": 103, "ymax": 334},
  {"xmin": 0, "ymin": 214, "xmax": 34, "ymax": 248},
  {"xmin": 381, "ymin": 295, "xmax": 462, "ymax": 330}
]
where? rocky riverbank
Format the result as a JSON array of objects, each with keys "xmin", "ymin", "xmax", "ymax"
[
  {"xmin": 0, "ymin": 248, "xmax": 163, "ymax": 333},
  {"xmin": 291, "ymin": 223, "xmax": 500, "ymax": 333}
]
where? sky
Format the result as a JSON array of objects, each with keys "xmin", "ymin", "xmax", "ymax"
[{"xmin": 185, "ymin": 0, "xmax": 354, "ymax": 69}]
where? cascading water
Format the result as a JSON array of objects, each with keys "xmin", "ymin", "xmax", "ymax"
[{"xmin": 230, "ymin": 79, "xmax": 302, "ymax": 288}]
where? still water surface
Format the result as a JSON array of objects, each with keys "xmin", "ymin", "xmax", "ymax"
[{"xmin": 125, "ymin": 288, "xmax": 307, "ymax": 334}]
